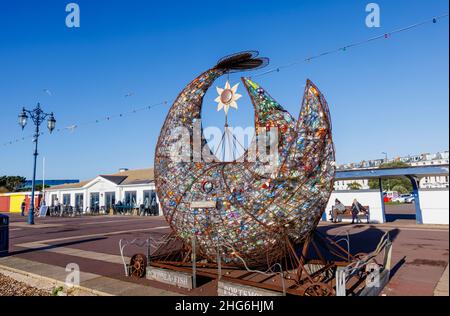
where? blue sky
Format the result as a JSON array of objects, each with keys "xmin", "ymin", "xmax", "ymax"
[{"xmin": 0, "ymin": 0, "xmax": 448, "ymax": 180}]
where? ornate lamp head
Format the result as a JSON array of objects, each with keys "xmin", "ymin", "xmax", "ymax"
[
  {"xmin": 47, "ymin": 113, "xmax": 56, "ymax": 133},
  {"xmin": 18, "ymin": 108, "xmax": 28, "ymax": 130}
]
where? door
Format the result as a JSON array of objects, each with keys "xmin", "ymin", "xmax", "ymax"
[
  {"xmin": 62, "ymin": 194, "xmax": 71, "ymax": 206},
  {"xmin": 143, "ymin": 190, "xmax": 152, "ymax": 208},
  {"xmin": 90, "ymin": 192, "xmax": 100, "ymax": 211},
  {"xmin": 143, "ymin": 190, "xmax": 159, "ymax": 215},
  {"xmin": 105, "ymin": 192, "xmax": 116, "ymax": 211},
  {"xmin": 0, "ymin": 196, "xmax": 10, "ymax": 213},
  {"xmin": 75, "ymin": 193, "xmax": 84, "ymax": 210},
  {"xmin": 51, "ymin": 194, "xmax": 58, "ymax": 207},
  {"xmin": 124, "ymin": 191, "xmax": 136, "ymax": 206}
]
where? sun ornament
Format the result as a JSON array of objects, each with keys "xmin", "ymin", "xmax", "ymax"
[{"xmin": 215, "ymin": 81, "xmax": 242, "ymax": 114}]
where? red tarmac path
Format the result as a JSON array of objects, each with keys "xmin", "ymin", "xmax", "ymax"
[{"xmin": 1, "ymin": 212, "xmax": 448, "ymax": 296}]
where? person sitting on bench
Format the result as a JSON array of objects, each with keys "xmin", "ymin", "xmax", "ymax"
[
  {"xmin": 331, "ymin": 199, "xmax": 346, "ymax": 223},
  {"xmin": 351, "ymin": 198, "xmax": 368, "ymax": 224}
]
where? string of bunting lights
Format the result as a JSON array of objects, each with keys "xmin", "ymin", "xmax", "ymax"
[
  {"xmin": 1, "ymin": 13, "xmax": 448, "ymax": 148},
  {"xmin": 1, "ymin": 100, "xmax": 169, "ymax": 147},
  {"xmin": 251, "ymin": 13, "xmax": 449, "ymax": 78}
]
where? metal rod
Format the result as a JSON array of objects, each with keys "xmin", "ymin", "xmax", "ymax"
[
  {"xmin": 217, "ymin": 243, "xmax": 222, "ymax": 280},
  {"xmin": 42, "ymin": 157, "xmax": 45, "ymax": 206},
  {"xmin": 378, "ymin": 178, "xmax": 385, "ymax": 222},
  {"xmin": 296, "ymin": 237, "xmax": 310, "ymax": 282},
  {"xmin": 192, "ymin": 236, "xmax": 197, "ymax": 288},
  {"xmin": 119, "ymin": 239, "xmax": 129, "ymax": 277},
  {"xmin": 147, "ymin": 238, "xmax": 151, "ymax": 266},
  {"xmin": 28, "ymin": 123, "xmax": 40, "ymax": 225}
]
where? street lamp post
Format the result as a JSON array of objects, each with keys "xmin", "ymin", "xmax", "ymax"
[
  {"xmin": 380, "ymin": 152, "xmax": 391, "ymax": 191},
  {"xmin": 18, "ymin": 103, "xmax": 56, "ymax": 225}
]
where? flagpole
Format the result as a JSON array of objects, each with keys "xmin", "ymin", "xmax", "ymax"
[{"xmin": 42, "ymin": 157, "xmax": 45, "ymax": 204}]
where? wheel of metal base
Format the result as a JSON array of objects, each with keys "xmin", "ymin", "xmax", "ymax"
[
  {"xmin": 303, "ymin": 282, "xmax": 334, "ymax": 296},
  {"xmin": 129, "ymin": 254, "xmax": 147, "ymax": 278}
]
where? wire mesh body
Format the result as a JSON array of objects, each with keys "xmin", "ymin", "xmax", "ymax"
[{"xmin": 154, "ymin": 52, "xmax": 336, "ymax": 268}]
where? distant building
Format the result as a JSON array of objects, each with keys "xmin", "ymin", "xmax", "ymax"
[
  {"xmin": 44, "ymin": 168, "xmax": 161, "ymax": 214},
  {"xmin": 335, "ymin": 150, "xmax": 449, "ymax": 190},
  {"xmin": 407, "ymin": 151, "xmax": 449, "ymax": 188}
]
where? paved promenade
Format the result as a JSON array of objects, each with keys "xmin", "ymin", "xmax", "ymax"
[
  {"xmin": 434, "ymin": 264, "xmax": 449, "ymax": 296},
  {"xmin": 0, "ymin": 213, "xmax": 448, "ymax": 296}
]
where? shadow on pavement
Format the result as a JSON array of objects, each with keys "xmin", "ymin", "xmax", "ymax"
[
  {"xmin": 310, "ymin": 225, "xmax": 401, "ymax": 263},
  {"xmin": 386, "ymin": 214, "xmax": 416, "ymax": 222},
  {"xmin": 314, "ymin": 225, "xmax": 407, "ymax": 281},
  {"xmin": 390, "ymin": 256, "xmax": 407, "ymax": 279},
  {"xmin": 9, "ymin": 237, "xmax": 106, "ymax": 256}
]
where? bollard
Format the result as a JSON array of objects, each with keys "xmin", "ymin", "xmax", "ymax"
[{"xmin": 0, "ymin": 214, "xmax": 9, "ymax": 257}]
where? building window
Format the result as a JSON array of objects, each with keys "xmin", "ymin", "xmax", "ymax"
[
  {"xmin": 105, "ymin": 192, "xmax": 115, "ymax": 210},
  {"xmin": 90, "ymin": 192, "xmax": 100, "ymax": 211},
  {"xmin": 62, "ymin": 194, "xmax": 71, "ymax": 206},
  {"xmin": 124, "ymin": 191, "xmax": 137, "ymax": 207},
  {"xmin": 143, "ymin": 190, "xmax": 151, "ymax": 206},
  {"xmin": 75, "ymin": 193, "xmax": 84, "ymax": 209},
  {"xmin": 51, "ymin": 194, "xmax": 58, "ymax": 206},
  {"xmin": 144, "ymin": 190, "xmax": 159, "ymax": 215}
]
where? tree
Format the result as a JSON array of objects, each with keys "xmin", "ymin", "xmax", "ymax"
[
  {"xmin": 392, "ymin": 185, "xmax": 408, "ymax": 194},
  {"xmin": 0, "ymin": 176, "xmax": 26, "ymax": 192},
  {"xmin": 347, "ymin": 182, "xmax": 362, "ymax": 190},
  {"xmin": 34, "ymin": 184, "xmax": 51, "ymax": 191},
  {"xmin": 16, "ymin": 184, "xmax": 50, "ymax": 192},
  {"xmin": 378, "ymin": 161, "xmax": 410, "ymax": 169},
  {"xmin": 368, "ymin": 161, "xmax": 413, "ymax": 192}
]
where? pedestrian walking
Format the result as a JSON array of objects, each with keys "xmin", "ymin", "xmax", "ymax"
[{"xmin": 21, "ymin": 199, "xmax": 26, "ymax": 216}]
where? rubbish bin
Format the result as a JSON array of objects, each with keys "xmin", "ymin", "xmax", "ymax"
[{"xmin": 0, "ymin": 214, "xmax": 9, "ymax": 257}]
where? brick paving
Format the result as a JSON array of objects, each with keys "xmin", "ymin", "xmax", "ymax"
[
  {"xmin": 434, "ymin": 264, "xmax": 449, "ymax": 296},
  {"xmin": 0, "ymin": 212, "xmax": 448, "ymax": 296}
]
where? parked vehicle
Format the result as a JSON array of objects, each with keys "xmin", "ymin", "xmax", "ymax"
[
  {"xmin": 404, "ymin": 195, "xmax": 415, "ymax": 203},
  {"xmin": 383, "ymin": 191, "xmax": 399, "ymax": 203},
  {"xmin": 392, "ymin": 194, "xmax": 414, "ymax": 203}
]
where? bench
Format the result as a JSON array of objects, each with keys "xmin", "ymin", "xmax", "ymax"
[{"xmin": 330, "ymin": 206, "xmax": 370, "ymax": 223}]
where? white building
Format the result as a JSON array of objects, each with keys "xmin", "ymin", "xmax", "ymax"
[
  {"xmin": 334, "ymin": 179, "xmax": 370, "ymax": 191},
  {"xmin": 335, "ymin": 150, "xmax": 449, "ymax": 190},
  {"xmin": 45, "ymin": 168, "xmax": 161, "ymax": 214},
  {"xmin": 410, "ymin": 152, "xmax": 449, "ymax": 188}
]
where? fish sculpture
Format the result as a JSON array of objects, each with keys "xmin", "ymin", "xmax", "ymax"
[{"xmin": 155, "ymin": 52, "xmax": 335, "ymax": 267}]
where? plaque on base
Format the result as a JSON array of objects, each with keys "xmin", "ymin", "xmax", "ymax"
[
  {"xmin": 146, "ymin": 267, "xmax": 193, "ymax": 289},
  {"xmin": 218, "ymin": 281, "xmax": 283, "ymax": 296}
]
